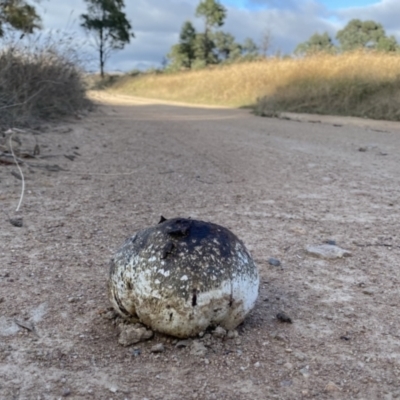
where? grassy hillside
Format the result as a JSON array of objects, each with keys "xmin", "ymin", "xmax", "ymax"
[{"xmin": 108, "ymin": 52, "xmax": 400, "ymax": 120}]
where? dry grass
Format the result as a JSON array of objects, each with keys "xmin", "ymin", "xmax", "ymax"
[
  {"xmin": 0, "ymin": 34, "xmax": 92, "ymax": 129},
  {"xmin": 109, "ymin": 51, "xmax": 400, "ymax": 120}
]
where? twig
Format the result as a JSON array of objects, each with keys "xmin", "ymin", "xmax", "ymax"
[
  {"xmin": 0, "ymin": 87, "xmax": 45, "ymax": 111},
  {"xmin": 9, "ymin": 132, "xmax": 25, "ymax": 212},
  {"xmin": 354, "ymin": 242, "xmax": 399, "ymax": 249}
]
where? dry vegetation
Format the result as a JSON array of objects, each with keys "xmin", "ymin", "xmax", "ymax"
[
  {"xmin": 108, "ymin": 51, "xmax": 400, "ymax": 120},
  {"xmin": 0, "ymin": 35, "xmax": 92, "ymax": 129}
]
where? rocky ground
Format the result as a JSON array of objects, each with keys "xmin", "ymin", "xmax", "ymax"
[{"xmin": 1, "ymin": 92, "xmax": 400, "ymax": 399}]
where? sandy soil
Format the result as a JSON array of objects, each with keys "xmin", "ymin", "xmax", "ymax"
[{"xmin": 1, "ymin": 92, "xmax": 400, "ymax": 400}]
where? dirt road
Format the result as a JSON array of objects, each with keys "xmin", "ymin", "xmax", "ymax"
[{"xmin": 1, "ymin": 92, "xmax": 400, "ymax": 399}]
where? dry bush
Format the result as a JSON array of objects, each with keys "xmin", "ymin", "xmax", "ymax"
[
  {"xmin": 0, "ymin": 33, "xmax": 92, "ymax": 129},
  {"xmin": 108, "ymin": 51, "xmax": 400, "ymax": 120}
]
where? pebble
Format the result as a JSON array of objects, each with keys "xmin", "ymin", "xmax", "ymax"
[
  {"xmin": 268, "ymin": 258, "xmax": 281, "ymax": 267},
  {"xmin": 67, "ymin": 297, "xmax": 78, "ymax": 303},
  {"xmin": 254, "ymin": 362, "xmax": 261, "ymax": 368},
  {"xmin": 284, "ymin": 362, "xmax": 293, "ymax": 370},
  {"xmin": 362, "ymin": 289, "xmax": 374, "ymax": 296},
  {"xmin": 175, "ymin": 340, "xmax": 191, "ymax": 348},
  {"xmin": 294, "ymin": 351, "xmax": 307, "ymax": 361},
  {"xmin": 190, "ymin": 341, "xmax": 207, "ymax": 357},
  {"xmin": 104, "ymin": 310, "xmax": 118, "ymax": 320},
  {"xmin": 9, "ymin": 217, "xmax": 23, "ymax": 227},
  {"xmin": 118, "ymin": 324, "xmax": 153, "ymax": 346},
  {"xmin": 325, "ymin": 382, "xmax": 341, "ymax": 392},
  {"xmin": 131, "ymin": 348, "xmax": 141, "ymax": 357},
  {"xmin": 305, "ymin": 244, "xmax": 352, "ymax": 259},
  {"xmin": 271, "ymin": 332, "xmax": 287, "ymax": 342},
  {"xmin": 212, "ymin": 326, "xmax": 227, "ymax": 338},
  {"xmin": 227, "ymin": 330, "xmax": 239, "ymax": 339},
  {"xmin": 150, "ymin": 343, "xmax": 165, "ymax": 353},
  {"xmin": 324, "ymin": 240, "xmax": 337, "ymax": 246},
  {"xmin": 277, "ymin": 312, "xmax": 292, "ymax": 323},
  {"xmin": 300, "ymin": 366, "xmax": 310, "ymax": 379},
  {"xmin": 62, "ymin": 388, "xmax": 71, "ymax": 397}
]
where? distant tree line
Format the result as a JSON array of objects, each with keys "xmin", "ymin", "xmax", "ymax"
[{"xmin": 295, "ymin": 19, "xmax": 399, "ymax": 56}]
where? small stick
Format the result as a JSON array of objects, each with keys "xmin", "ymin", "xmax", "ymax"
[{"xmin": 9, "ymin": 131, "xmax": 25, "ymax": 212}]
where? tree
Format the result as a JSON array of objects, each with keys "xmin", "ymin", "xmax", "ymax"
[
  {"xmin": 167, "ymin": 21, "xmax": 198, "ymax": 70},
  {"xmin": 242, "ymin": 38, "xmax": 259, "ymax": 58},
  {"xmin": 193, "ymin": 33, "xmax": 216, "ymax": 66},
  {"xmin": 295, "ymin": 32, "xmax": 336, "ymax": 56},
  {"xmin": 195, "ymin": 0, "xmax": 226, "ymax": 65},
  {"xmin": 178, "ymin": 21, "xmax": 197, "ymax": 68},
  {"xmin": 81, "ymin": 0, "xmax": 134, "ymax": 78},
  {"xmin": 336, "ymin": 19, "xmax": 398, "ymax": 52},
  {"xmin": 260, "ymin": 28, "xmax": 272, "ymax": 58},
  {"xmin": 0, "ymin": 0, "xmax": 41, "ymax": 37},
  {"xmin": 212, "ymin": 31, "xmax": 241, "ymax": 61}
]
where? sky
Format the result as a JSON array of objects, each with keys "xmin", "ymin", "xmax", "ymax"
[{"xmin": 30, "ymin": 0, "xmax": 400, "ymax": 73}]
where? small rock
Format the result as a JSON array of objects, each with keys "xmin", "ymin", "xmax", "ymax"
[
  {"xmin": 68, "ymin": 297, "xmax": 78, "ymax": 303},
  {"xmin": 271, "ymin": 332, "xmax": 288, "ymax": 342},
  {"xmin": 202, "ymin": 333, "xmax": 212, "ymax": 342},
  {"xmin": 294, "ymin": 351, "xmax": 307, "ymax": 361},
  {"xmin": 284, "ymin": 362, "xmax": 293, "ymax": 370},
  {"xmin": 212, "ymin": 326, "xmax": 227, "ymax": 338},
  {"xmin": 190, "ymin": 341, "xmax": 207, "ymax": 357},
  {"xmin": 118, "ymin": 324, "xmax": 153, "ymax": 346},
  {"xmin": 227, "ymin": 330, "xmax": 239, "ymax": 339},
  {"xmin": 150, "ymin": 343, "xmax": 165, "ymax": 353},
  {"xmin": 305, "ymin": 244, "xmax": 351, "ymax": 259},
  {"xmin": 324, "ymin": 239, "xmax": 336, "ymax": 246},
  {"xmin": 358, "ymin": 146, "xmax": 368, "ymax": 152},
  {"xmin": 362, "ymin": 289, "xmax": 374, "ymax": 296},
  {"xmin": 104, "ymin": 310, "xmax": 118, "ymax": 320},
  {"xmin": 325, "ymin": 382, "xmax": 341, "ymax": 392},
  {"xmin": 62, "ymin": 388, "xmax": 71, "ymax": 397},
  {"xmin": 340, "ymin": 335, "xmax": 350, "ymax": 341},
  {"xmin": 131, "ymin": 348, "xmax": 141, "ymax": 357},
  {"xmin": 254, "ymin": 362, "xmax": 261, "ymax": 368},
  {"xmin": 268, "ymin": 258, "xmax": 281, "ymax": 267},
  {"xmin": 175, "ymin": 340, "xmax": 191, "ymax": 349},
  {"xmin": 277, "ymin": 312, "xmax": 292, "ymax": 324},
  {"xmin": 300, "ymin": 366, "xmax": 310, "ymax": 379},
  {"xmin": 9, "ymin": 217, "xmax": 23, "ymax": 227}
]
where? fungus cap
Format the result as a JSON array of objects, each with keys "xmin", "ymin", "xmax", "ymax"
[{"xmin": 108, "ymin": 217, "xmax": 259, "ymax": 338}]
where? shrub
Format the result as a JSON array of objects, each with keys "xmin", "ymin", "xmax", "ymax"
[{"xmin": 0, "ymin": 33, "xmax": 92, "ymax": 129}]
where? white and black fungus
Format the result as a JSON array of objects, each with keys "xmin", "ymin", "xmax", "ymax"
[{"xmin": 108, "ymin": 217, "xmax": 259, "ymax": 338}]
